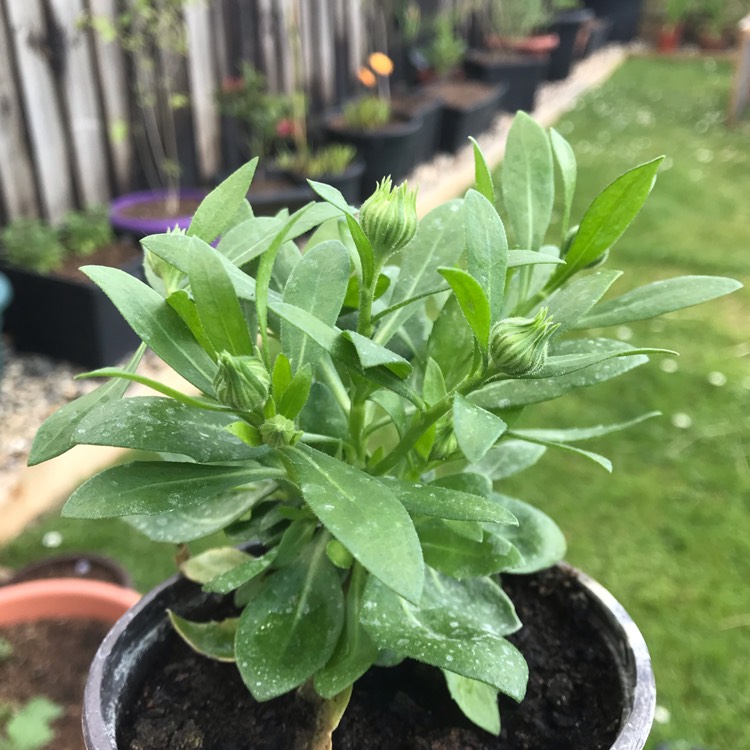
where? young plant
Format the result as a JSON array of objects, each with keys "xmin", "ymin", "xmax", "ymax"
[
  {"xmin": 425, "ymin": 15, "xmax": 467, "ymax": 77},
  {"xmin": 0, "ymin": 218, "xmax": 65, "ymax": 274},
  {"xmin": 61, "ymin": 206, "xmax": 115, "ymax": 257},
  {"xmin": 0, "ymin": 698, "xmax": 62, "ymax": 750},
  {"xmin": 344, "ymin": 53, "xmax": 394, "ymax": 130},
  {"xmin": 276, "ymin": 144, "xmax": 357, "ymax": 179},
  {"xmin": 29, "ymin": 113, "xmax": 741, "ymax": 746}
]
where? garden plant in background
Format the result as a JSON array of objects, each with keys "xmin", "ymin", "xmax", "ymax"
[
  {"xmin": 344, "ymin": 53, "xmax": 395, "ymax": 130},
  {"xmin": 29, "ymin": 112, "xmax": 740, "ymax": 747}
]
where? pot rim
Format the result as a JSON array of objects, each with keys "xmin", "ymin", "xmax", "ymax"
[
  {"xmin": 6, "ymin": 552, "xmax": 134, "ymax": 589},
  {"xmin": 84, "ymin": 564, "xmax": 655, "ymax": 749},
  {"xmin": 109, "ymin": 189, "xmax": 208, "ymax": 235}
]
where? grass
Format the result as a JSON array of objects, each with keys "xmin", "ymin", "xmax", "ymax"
[
  {"xmin": 1, "ymin": 54, "xmax": 748, "ymax": 749},
  {"xmin": 497, "ymin": 56, "xmax": 750, "ymax": 749}
]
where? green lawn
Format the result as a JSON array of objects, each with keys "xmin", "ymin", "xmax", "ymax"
[
  {"xmin": 1, "ymin": 54, "xmax": 748, "ymax": 749},
  {"xmin": 498, "ymin": 56, "xmax": 750, "ymax": 749}
]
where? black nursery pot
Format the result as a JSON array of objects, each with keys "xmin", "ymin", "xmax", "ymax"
[
  {"xmin": 464, "ymin": 51, "xmax": 549, "ymax": 113},
  {"xmin": 583, "ymin": 0, "xmax": 645, "ymax": 43},
  {"xmin": 0, "ymin": 254, "xmax": 143, "ymax": 369},
  {"xmin": 391, "ymin": 92, "xmax": 445, "ymax": 168},
  {"xmin": 82, "ymin": 565, "xmax": 655, "ymax": 749},
  {"xmin": 548, "ymin": 8, "xmax": 596, "ymax": 80},
  {"xmin": 324, "ymin": 114, "xmax": 424, "ymax": 200}
]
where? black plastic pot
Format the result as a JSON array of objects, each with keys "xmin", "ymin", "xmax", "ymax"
[
  {"xmin": 82, "ymin": 564, "xmax": 655, "ymax": 749},
  {"xmin": 548, "ymin": 8, "xmax": 596, "ymax": 80},
  {"xmin": 323, "ymin": 113, "xmax": 425, "ymax": 200},
  {"xmin": 464, "ymin": 51, "xmax": 549, "ymax": 113},
  {"xmin": 280, "ymin": 158, "xmax": 366, "ymax": 207},
  {"xmin": 584, "ymin": 16, "xmax": 614, "ymax": 56},
  {"xmin": 424, "ymin": 80, "xmax": 506, "ymax": 154},
  {"xmin": 392, "ymin": 91, "xmax": 445, "ymax": 168},
  {"xmin": 583, "ymin": 0, "xmax": 645, "ymax": 42},
  {"xmin": 0, "ymin": 253, "xmax": 143, "ymax": 368},
  {"xmin": 0, "ymin": 271, "xmax": 11, "ymax": 380}
]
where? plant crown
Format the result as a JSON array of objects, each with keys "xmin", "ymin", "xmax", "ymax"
[{"xmin": 30, "ymin": 113, "xmax": 741, "ymax": 742}]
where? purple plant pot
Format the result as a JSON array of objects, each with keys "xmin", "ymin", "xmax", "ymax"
[{"xmin": 109, "ymin": 189, "xmax": 208, "ymax": 238}]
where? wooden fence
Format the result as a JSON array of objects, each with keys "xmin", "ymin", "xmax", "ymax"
[{"xmin": 0, "ymin": 0, "xmax": 368, "ymax": 224}]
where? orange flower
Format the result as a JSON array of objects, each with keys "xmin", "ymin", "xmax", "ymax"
[
  {"xmin": 368, "ymin": 52, "xmax": 393, "ymax": 77},
  {"xmin": 357, "ymin": 66, "xmax": 377, "ymax": 88}
]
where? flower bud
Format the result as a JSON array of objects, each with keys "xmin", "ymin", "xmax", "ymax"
[
  {"xmin": 260, "ymin": 414, "xmax": 302, "ymax": 448},
  {"xmin": 489, "ymin": 308, "xmax": 559, "ymax": 377},
  {"xmin": 359, "ymin": 177, "xmax": 418, "ymax": 262},
  {"xmin": 213, "ymin": 351, "xmax": 270, "ymax": 411}
]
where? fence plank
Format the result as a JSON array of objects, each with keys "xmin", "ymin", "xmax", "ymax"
[
  {"xmin": 5, "ymin": 0, "xmax": 75, "ymax": 222},
  {"xmin": 87, "ymin": 0, "xmax": 133, "ymax": 194},
  {"xmin": 185, "ymin": 2, "xmax": 221, "ymax": 181},
  {"xmin": 49, "ymin": 0, "xmax": 111, "ymax": 207},
  {"xmin": 0, "ymin": 6, "xmax": 38, "ymax": 219}
]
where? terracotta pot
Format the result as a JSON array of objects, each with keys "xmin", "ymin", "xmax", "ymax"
[
  {"xmin": 81, "ymin": 564, "xmax": 655, "ymax": 749},
  {"xmin": 0, "ymin": 578, "xmax": 141, "ymax": 626},
  {"xmin": 657, "ymin": 23, "xmax": 684, "ymax": 53}
]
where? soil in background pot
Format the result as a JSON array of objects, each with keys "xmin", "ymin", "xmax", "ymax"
[
  {"xmin": 0, "ymin": 619, "xmax": 112, "ymax": 750},
  {"xmin": 116, "ymin": 197, "xmax": 203, "ymax": 222},
  {"xmin": 120, "ymin": 566, "xmax": 624, "ymax": 750}
]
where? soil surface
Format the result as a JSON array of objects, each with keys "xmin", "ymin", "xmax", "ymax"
[
  {"xmin": 0, "ymin": 618, "xmax": 112, "ymax": 749},
  {"xmin": 54, "ymin": 240, "xmax": 141, "ymax": 283},
  {"xmin": 425, "ymin": 80, "xmax": 501, "ymax": 109},
  {"xmin": 8, "ymin": 555, "xmax": 130, "ymax": 586},
  {"xmin": 120, "ymin": 567, "xmax": 625, "ymax": 749},
  {"xmin": 117, "ymin": 197, "xmax": 203, "ymax": 221}
]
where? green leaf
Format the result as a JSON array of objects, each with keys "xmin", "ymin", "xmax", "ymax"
[
  {"xmin": 235, "ymin": 536, "xmax": 344, "ymax": 700},
  {"xmin": 271, "ymin": 354, "xmax": 293, "ymax": 401},
  {"xmin": 339, "ymin": 331, "xmax": 412, "ymax": 377},
  {"xmin": 203, "ymin": 549, "xmax": 277, "ymax": 594},
  {"xmin": 283, "ymin": 445, "xmax": 424, "ymax": 604},
  {"xmin": 299, "ymin": 382, "xmax": 348, "ymax": 439},
  {"xmin": 430, "ymin": 471, "xmax": 492, "ymax": 499},
  {"xmin": 417, "ymin": 519, "xmax": 522, "ymax": 578},
  {"xmin": 470, "ymin": 440, "xmax": 546, "ymax": 481},
  {"xmin": 27, "ymin": 344, "xmax": 144, "ymax": 465},
  {"xmin": 470, "ymin": 136, "xmax": 495, "ymax": 205},
  {"xmin": 512, "ymin": 411, "xmax": 660, "ymax": 443},
  {"xmin": 444, "ymin": 671, "xmax": 500, "ymax": 735},
  {"xmin": 274, "ymin": 520, "xmax": 317, "ymax": 567},
  {"xmin": 74, "ymin": 397, "xmax": 261, "ymax": 462},
  {"xmin": 345, "ymin": 214, "xmax": 375, "ymax": 288},
  {"xmin": 124, "ymin": 484, "xmax": 275, "ymax": 543},
  {"xmin": 548, "ymin": 157, "xmax": 664, "ymax": 287},
  {"xmin": 278, "ymin": 364, "xmax": 313, "ymax": 420},
  {"xmin": 167, "ymin": 290, "xmax": 217, "ymax": 357},
  {"xmin": 549, "ymin": 127, "xmax": 577, "ymax": 240},
  {"xmin": 427, "ymin": 295, "xmax": 474, "ymax": 390},
  {"xmin": 361, "ymin": 570, "xmax": 527, "ymax": 700},
  {"xmin": 374, "ymin": 200, "xmax": 465, "ymax": 345},
  {"xmin": 501, "ymin": 111, "xmax": 554, "ymax": 251},
  {"xmin": 4, "ymin": 697, "xmax": 63, "ymax": 750},
  {"xmin": 63, "ymin": 462, "xmax": 281, "ymax": 518},
  {"xmin": 507, "ymin": 250, "xmax": 565, "ymax": 268},
  {"xmin": 512, "ymin": 435, "xmax": 613, "ymax": 472},
  {"xmin": 422, "ymin": 357, "xmax": 447, "ymax": 407},
  {"xmin": 438, "ymin": 267, "xmax": 491, "ymax": 352},
  {"xmin": 188, "ymin": 159, "xmax": 258, "ymax": 244},
  {"xmin": 188, "ymin": 238, "xmax": 254, "ymax": 356},
  {"xmin": 465, "ymin": 189, "xmax": 508, "ymax": 324},
  {"xmin": 216, "ymin": 215, "xmax": 282, "ymax": 266},
  {"xmin": 543, "ymin": 269, "xmax": 623, "ymax": 335},
  {"xmin": 82, "ymin": 265, "xmax": 217, "ymax": 394},
  {"xmin": 472, "ymin": 339, "xmax": 651, "ymax": 409},
  {"xmin": 168, "ymin": 611, "xmax": 238, "ymax": 662},
  {"xmin": 180, "ymin": 547, "xmax": 252, "ymax": 584},
  {"xmin": 573, "ymin": 275, "xmax": 744, "ymax": 329},
  {"xmin": 534, "ymin": 345, "xmax": 672, "ymax": 380},
  {"xmin": 487, "ymin": 495, "xmax": 566, "ymax": 574},
  {"xmin": 315, "ymin": 564, "xmax": 378, "ymax": 698},
  {"xmin": 453, "ymin": 394, "xmax": 508, "ymax": 464},
  {"xmin": 383, "ymin": 477, "xmax": 518, "ymax": 525},
  {"xmin": 308, "ymin": 179, "xmax": 355, "ymax": 216},
  {"xmin": 281, "ymin": 240, "xmax": 350, "ymax": 371}
]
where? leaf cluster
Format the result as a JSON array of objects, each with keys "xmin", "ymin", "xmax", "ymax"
[{"xmin": 29, "ymin": 114, "xmax": 741, "ymax": 739}]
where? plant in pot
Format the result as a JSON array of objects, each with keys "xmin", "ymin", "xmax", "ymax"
[
  {"xmin": 324, "ymin": 52, "xmax": 425, "ymax": 199},
  {"xmin": 465, "ymin": 0, "xmax": 558, "ymax": 112},
  {"xmin": 0, "ymin": 210, "xmax": 143, "ymax": 367},
  {"xmin": 397, "ymin": 11, "xmax": 506, "ymax": 156},
  {"xmin": 83, "ymin": 0, "xmax": 208, "ymax": 237},
  {"xmin": 693, "ymin": 0, "xmax": 746, "ymax": 49},
  {"xmin": 29, "ymin": 113, "xmax": 741, "ymax": 749},
  {"xmin": 547, "ymin": 1, "xmax": 596, "ymax": 80},
  {"xmin": 655, "ymin": 0, "xmax": 694, "ymax": 52}
]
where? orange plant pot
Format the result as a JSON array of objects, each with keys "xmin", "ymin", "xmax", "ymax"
[{"xmin": 0, "ymin": 578, "xmax": 141, "ymax": 625}]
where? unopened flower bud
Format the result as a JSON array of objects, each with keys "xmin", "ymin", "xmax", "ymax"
[
  {"xmin": 489, "ymin": 308, "xmax": 559, "ymax": 377},
  {"xmin": 213, "ymin": 351, "xmax": 270, "ymax": 411},
  {"xmin": 260, "ymin": 414, "xmax": 302, "ymax": 448},
  {"xmin": 359, "ymin": 177, "xmax": 418, "ymax": 262}
]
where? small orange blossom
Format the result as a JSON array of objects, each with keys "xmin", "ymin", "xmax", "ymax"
[
  {"xmin": 368, "ymin": 52, "xmax": 393, "ymax": 77},
  {"xmin": 357, "ymin": 66, "xmax": 377, "ymax": 88}
]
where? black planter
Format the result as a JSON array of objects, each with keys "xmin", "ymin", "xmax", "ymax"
[
  {"xmin": 281, "ymin": 158, "xmax": 366, "ymax": 207},
  {"xmin": 392, "ymin": 91, "xmax": 445, "ymax": 168},
  {"xmin": 548, "ymin": 9, "xmax": 596, "ymax": 80},
  {"xmin": 0, "ymin": 252, "xmax": 144, "ymax": 369},
  {"xmin": 0, "ymin": 271, "xmax": 11, "ymax": 379},
  {"xmin": 423, "ymin": 80, "xmax": 506, "ymax": 154},
  {"xmin": 464, "ymin": 51, "xmax": 549, "ymax": 113},
  {"xmin": 583, "ymin": 0, "xmax": 645, "ymax": 42},
  {"xmin": 323, "ymin": 113, "xmax": 425, "ymax": 200},
  {"xmin": 82, "ymin": 564, "xmax": 655, "ymax": 749},
  {"xmin": 584, "ymin": 16, "xmax": 614, "ymax": 56},
  {"xmin": 246, "ymin": 173, "xmax": 322, "ymax": 217}
]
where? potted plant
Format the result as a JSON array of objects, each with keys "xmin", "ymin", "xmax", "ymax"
[
  {"xmin": 398, "ymin": 11, "xmax": 506, "ymax": 156},
  {"xmin": 547, "ymin": 1, "xmax": 596, "ymax": 80},
  {"xmin": 693, "ymin": 0, "xmax": 745, "ymax": 49},
  {"xmin": 0, "ymin": 209, "xmax": 142, "ymax": 367},
  {"xmin": 656, "ymin": 0, "xmax": 694, "ymax": 52},
  {"xmin": 83, "ymin": 1, "xmax": 208, "ymax": 237},
  {"xmin": 324, "ymin": 52, "xmax": 425, "ymax": 199},
  {"xmin": 29, "ymin": 113, "xmax": 740, "ymax": 748},
  {"xmin": 465, "ymin": 0, "xmax": 559, "ymax": 112}
]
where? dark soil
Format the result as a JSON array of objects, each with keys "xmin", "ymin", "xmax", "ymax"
[
  {"xmin": 55, "ymin": 240, "xmax": 141, "ymax": 283},
  {"xmin": 117, "ymin": 197, "xmax": 203, "ymax": 221},
  {"xmin": 326, "ymin": 113, "xmax": 417, "ymax": 135},
  {"xmin": 8, "ymin": 555, "xmax": 131, "ymax": 587},
  {"xmin": 119, "ymin": 567, "xmax": 625, "ymax": 749},
  {"xmin": 0, "ymin": 618, "xmax": 112, "ymax": 749},
  {"xmin": 425, "ymin": 80, "xmax": 501, "ymax": 110}
]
